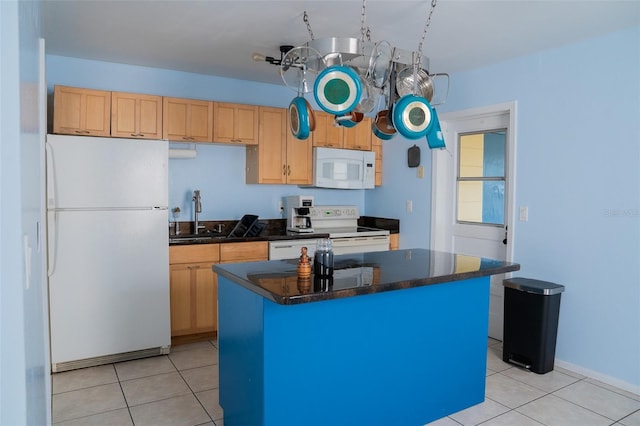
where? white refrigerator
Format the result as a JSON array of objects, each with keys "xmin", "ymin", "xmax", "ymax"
[{"xmin": 46, "ymin": 134, "xmax": 170, "ymax": 372}]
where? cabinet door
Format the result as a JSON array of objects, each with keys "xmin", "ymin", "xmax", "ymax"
[
  {"xmin": 343, "ymin": 117, "xmax": 372, "ymax": 150},
  {"xmin": 371, "ymin": 134, "xmax": 383, "ymax": 186},
  {"xmin": 169, "ymin": 264, "xmax": 193, "ymax": 335},
  {"xmin": 193, "ymin": 264, "xmax": 218, "ymax": 330},
  {"xmin": 163, "ymin": 97, "xmax": 213, "ymax": 142},
  {"xmin": 213, "ymin": 102, "xmax": 258, "ymax": 145},
  {"xmin": 246, "ymin": 107, "xmax": 287, "ymax": 184},
  {"xmin": 111, "ymin": 91, "xmax": 162, "ymax": 139},
  {"xmin": 312, "ymin": 111, "xmax": 343, "ymax": 148},
  {"xmin": 169, "ymin": 262, "xmax": 217, "ymax": 336},
  {"xmin": 389, "ymin": 234, "xmax": 399, "ymax": 250},
  {"xmin": 53, "ymin": 85, "xmax": 111, "ymax": 136},
  {"xmin": 286, "ymin": 117, "xmax": 313, "ymax": 185}
]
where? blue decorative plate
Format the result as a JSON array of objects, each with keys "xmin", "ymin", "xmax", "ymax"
[
  {"xmin": 392, "ymin": 95, "xmax": 433, "ymax": 140},
  {"xmin": 289, "ymin": 97, "xmax": 311, "ymax": 140},
  {"xmin": 313, "ymin": 65, "xmax": 362, "ymax": 115}
]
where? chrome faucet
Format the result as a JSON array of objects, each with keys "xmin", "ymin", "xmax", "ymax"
[{"xmin": 192, "ymin": 190, "xmax": 205, "ymax": 234}]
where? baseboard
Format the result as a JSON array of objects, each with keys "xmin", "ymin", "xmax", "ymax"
[
  {"xmin": 51, "ymin": 346, "xmax": 170, "ymax": 373},
  {"xmin": 555, "ymin": 359, "xmax": 640, "ymax": 396}
]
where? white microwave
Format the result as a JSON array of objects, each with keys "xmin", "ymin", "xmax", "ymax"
[{"xmin": 312, "ymin": 147, "xmax": 376, "ymax": 189}]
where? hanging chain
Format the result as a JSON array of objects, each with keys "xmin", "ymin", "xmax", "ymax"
[
  {"xmin": 360, "ymin": 0, "xmax": 367, "ymax": 55},
  {"xmin": 415, "ymin": 0, "xmax": 437, "ymax": 71},
  {"xmin": 303, "ymin": 11, "xmax": 315, "ymax": 40}
]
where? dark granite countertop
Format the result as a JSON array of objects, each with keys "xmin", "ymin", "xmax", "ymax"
[
  {"xmin": 169, "ymin": 216, "xmax": 398, "ymax": 245},
  {"xmin": 213, "ymin": 248, "xmax": 520, "ymax": 305}
]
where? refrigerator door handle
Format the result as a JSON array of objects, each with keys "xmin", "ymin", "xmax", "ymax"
[
  {"xmin": 45, "ymin": 142, "xmax": 58, "ymax": 277},
  {"xmin": 45, "ymin": 142, "xmax": 56, "ymax": 210},
  {"xmin": 47, "ymin": 210, "xmax": 57, "ymax": 277}
]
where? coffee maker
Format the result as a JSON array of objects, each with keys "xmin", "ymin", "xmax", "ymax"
[{"xmin": 285, "ymin": 195, "xmax": 314, "ymax": 233}]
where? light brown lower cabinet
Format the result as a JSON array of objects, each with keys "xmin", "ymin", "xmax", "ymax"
[
  {"xmin": 169, "ymin": 262, "xmax": 218, "ymax": 336},
  {"xmin": 390, "ymin": 234, "xmax": 399, "ymax": 250},
  {"xmin": 169, "ymin": 244, "xmax": 220, "ymax": 339},
  {"xmin": 169, "ymin": 241, "xmax": 268, "ymax": 343}
]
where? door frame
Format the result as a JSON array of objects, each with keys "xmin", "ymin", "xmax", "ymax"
[{"xmin": 430, "ymin": 101, "xmax": 517, "ymax": 263}]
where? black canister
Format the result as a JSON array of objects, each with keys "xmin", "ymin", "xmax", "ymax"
[{"xmin": 313, "ymin": 238, "xmax": 334, "ymax": 277}]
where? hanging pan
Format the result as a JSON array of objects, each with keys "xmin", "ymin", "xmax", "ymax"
[
  {"xmin": 395, "ymin": 66, "xmax": 433, "ymax": 102},
  {"xmin": 335, "ymin": 111, "xmax": 364, "ymax": 128},
  {"xmin": 313, "ymin": 53, "xmax": 362, "ymax": 115},
  {"xmin": 372, "ymin": 109, "xmax": 396, "ymax": 141},
  {"xmin": 289, "ymin": 96, "xmax": 314, "ymax": 140},
  {"xmin": 392, "ymin": 94, "xmax": 433, "ymax": 140},
  {"xmin": 425, "ymin": 105, "xmax": 445, "ymax": 149}
]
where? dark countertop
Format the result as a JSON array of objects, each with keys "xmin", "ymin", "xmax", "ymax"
[
  {"xmin": 213, "ymin": 248, "xmax": 520, "ymax": 305},
  {"xmin": 169, "ymin": 217, "xmax": 398, "ymax": 245}
]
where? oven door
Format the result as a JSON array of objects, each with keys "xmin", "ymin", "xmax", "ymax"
[{"xmin": 330, "ymin": 235, "xmax": 390, "ymax": 255}]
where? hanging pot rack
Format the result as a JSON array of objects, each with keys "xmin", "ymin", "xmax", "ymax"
[{"xmin": 252, "ymin": 1, "xmax": 448, "ymax": 148}]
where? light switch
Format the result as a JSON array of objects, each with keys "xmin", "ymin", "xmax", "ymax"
[
  {"xmin": 417, "ymin": 166, "xmax": 424, "ymax": 179},
  {"xmin": 519, "ymin": 206, "xmax": 529, "ymax": 222},
  {"xmin": 406, "ymin": 200, "xmax": 413, "ymax": 213}
]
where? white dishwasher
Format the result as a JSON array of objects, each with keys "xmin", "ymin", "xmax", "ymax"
[{"xmin": 269, "ymin": 239, "xmax": 319, "ymax": 260}]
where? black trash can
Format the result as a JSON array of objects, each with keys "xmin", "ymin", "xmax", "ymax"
[{"xmin": 502, "ymin": 277, "xmax": 565, "ymax": 374}]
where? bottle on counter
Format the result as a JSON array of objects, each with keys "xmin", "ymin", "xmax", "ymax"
[
  {"xmin": 314, "ymin": 238, "xmax": 334, "ymax": 278},
  {"xmin": 297, "ymin": 246, "xmax": 312, "ymax": 278}
]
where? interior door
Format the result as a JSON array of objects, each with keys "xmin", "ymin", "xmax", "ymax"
[{"xmin": 431, "ymin": 103, "xmax": 516, "ymax": 340}]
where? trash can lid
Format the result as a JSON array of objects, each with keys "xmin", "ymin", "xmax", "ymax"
[{"xmin": 503, "ymin": 277, "xmax": 565, "ymax": 295}]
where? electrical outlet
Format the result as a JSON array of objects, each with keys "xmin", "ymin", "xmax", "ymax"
[
  {"xmin": 417, "ymin": 165, "xmax": 424, "ymax": 179},
  {"xmin": 406, "ymin": 200, "xmax": 413, "ymax": 213},
  {"xmin": 278, "ymin": 200, "xmax": 284, "ymax": 213},
  {"xmin": 519, "ymin": 206, "xmax": 529, "ymax": 222}
]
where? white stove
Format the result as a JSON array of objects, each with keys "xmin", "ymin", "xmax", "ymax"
[
  {"xmin": 310, "ymin": 205, "xmax": 390, "ymax": 255},
  {"xmin": 268, "ymin": 205, "xmax": 390, "ymax": 260}
]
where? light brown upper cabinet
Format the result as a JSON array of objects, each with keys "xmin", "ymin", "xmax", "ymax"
[
  {"xmin": 162, "ymin": 97, "xmax": 213, "ymax": 142},
  {"xmin": 213, "ymin": 102, "xmax": 258, "ymax": 145},
  {"xmin": 343, "ymin": 117, "xmax": 373, "ymax": 151},
  {"xmin": 111, "ymin": 92, "xmax": 163, "ymax": 139},
  {"xmin": 246, "ymin": 107, "xmax": 312, "ymax": 185},
  {"xmin": 53, "ymin": 85, "xmax": 111, "ymax": 137},
  {"xmin": 312, "ymin": 110, "xmax": 344, "ymax": 148}
]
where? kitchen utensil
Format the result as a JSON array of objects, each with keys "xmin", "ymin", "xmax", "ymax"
[
  {"xmin": 335, "ymin": 111, "xmax": 364, "ymax": 128},
  {"xmin": 408, "ymin": 144, "xmax": 421, "ymax": 167},
  {"xmin": 372, "ymin": 109, "xmax": 396, "ymax": 140},
  {"xmin": 354, "ymin": 76, "xmax": 377, "ymax": 114},
  {"xmin": 314, "ymin": 61, "xmax": 362, "ymax": 115},
  {"xmin": 395, "ymin": 66, "xmax": 434, "ymax": 102},
  {"xmin": 425, "ymin": 105, "xmax": 445, "ymax": 149},
  {"xmin": 368, "ymin": 40, "xmax": 393, "ymax": 89},
  {"xmin": 289, "ymin": 96, "xmax": 312, "ymax": 140},
  {"xmin": 392, "ymin": 94, "xmax": 433, "ymax": 140},
  {"xmin": 305, "ymin": 98, "xmax": 316, "ymax": 131},
  {"xmin": 227, "ymin": 214, "xmax": 259, "ymax": 238},
  {"xmin": 280, "ymin": 45, "xmax": 325, "ymax": 94}
]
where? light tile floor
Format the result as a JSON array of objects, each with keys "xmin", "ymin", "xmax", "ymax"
[
  {"xmin": 52, "ymin": 340, "xmax": 222, "ymax": 426},
  {"xmin": 51, "ymin": 338, "xmax": 640, "ymax": 426}
]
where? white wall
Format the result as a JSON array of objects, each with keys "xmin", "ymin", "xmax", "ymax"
[
  {"xmin": 0, "ymin": 0, "xmax": 49, "ymax": 424},
  {"xmin": 369, "ymin": 25, "xmax": 640, "ymax": 392},
  {"xmin": 45, "ymin": 56, "xmax": 369, "ymax": 222}
]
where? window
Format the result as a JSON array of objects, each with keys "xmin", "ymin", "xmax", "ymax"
[{"xmin": 456, "ymin": 130, "xmax": 506, "ymax": 225}]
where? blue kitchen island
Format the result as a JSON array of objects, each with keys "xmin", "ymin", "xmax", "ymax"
[{"xmin": 213, "ymin": 248, "xmax": 519, "ymax": 426}]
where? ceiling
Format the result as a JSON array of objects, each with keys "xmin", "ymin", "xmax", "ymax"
[{"xmin": 42, "ymin": 0, "xmax": 639, "ymax": 86}]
